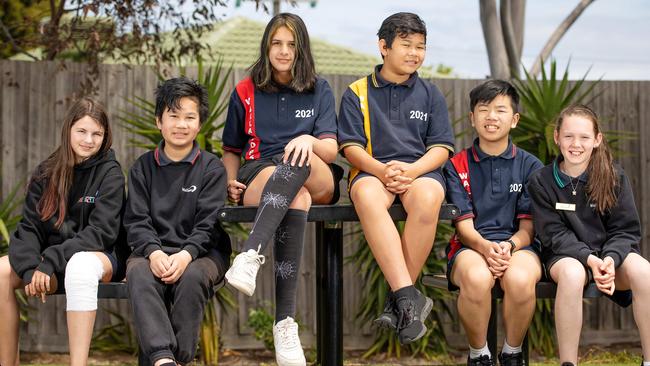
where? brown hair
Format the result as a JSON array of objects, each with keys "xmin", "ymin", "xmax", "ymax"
[
  {"xmin": 249, "ymin": 13, "xmax": 316, "ymax": 93},
  {"xmin": 556, "ymin": 104, "xmax": 617, "ymax": 213},
  {"xmin": 37, "ymin": 97, "xmax": 112, "ymax": 228}
]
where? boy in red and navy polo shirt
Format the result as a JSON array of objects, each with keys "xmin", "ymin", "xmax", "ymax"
[
  {"xmin": 338, "ymin": 12, "xmax": 454, "ymax": 345},
  {"xmin": 443, "ymin": 80, "xmax": 543, "ymax": 366}
]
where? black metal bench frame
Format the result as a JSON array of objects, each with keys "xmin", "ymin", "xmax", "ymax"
[
  {"xmin": 50, "ymin": 203, "xmax": 458, "ymax": 366},
  {"xmin": 422, "ymin": 274, "xmax": 602, "ymax": 364}
]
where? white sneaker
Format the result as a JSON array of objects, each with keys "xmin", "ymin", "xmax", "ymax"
[
  {"xmin": 224, "ymin": 247, "xmax": 265, "ymax": 296},
  {"xmin": 273, "ymin": 317, "xmax": 306, "ymax": 366}
]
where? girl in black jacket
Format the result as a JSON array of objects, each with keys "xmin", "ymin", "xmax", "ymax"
[
  {"xmin": 0, "ymin": 98, "xmax": 126, "ymax": 366},
  {"xmin": 528, "ymin": 105, "xmax": 650, "ymax": 366}
]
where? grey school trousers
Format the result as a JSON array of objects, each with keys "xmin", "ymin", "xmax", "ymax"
[{"xmin": 126, "ymin": 253, "xmax": 224, "ymax": 365}]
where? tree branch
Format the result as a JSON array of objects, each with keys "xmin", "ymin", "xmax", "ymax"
[
  {"xmin": 530, "ymin": 0, "xmax": 595, "ymax": 77},
  {"xmin": 0, "ymin": 18, "xmax": 39, "ymax": 60}
]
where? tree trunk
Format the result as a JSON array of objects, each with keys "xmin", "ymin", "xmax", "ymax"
[
  {"xmin": 480, "ymin": 0, "xmax": 510, "ymax": 79},
  {"xmin": 529, "ymin": 0, "xmax": 595, "ymax": 77},
  {"xmin": 500, "ymin": 0, "xmax": 526, "ymax": 78}
]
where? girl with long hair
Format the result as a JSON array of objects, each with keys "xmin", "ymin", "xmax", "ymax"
[
  {"xmin": 528, "ymin": 104, "xmax": 650, "ymax": 366},
  {"xmin": 0, "ymin": 97, "xmax": 127, "ymax": 366},
  {"xmin": 221, "ymin": 13, "xmax": 340, "ymax": 366}
]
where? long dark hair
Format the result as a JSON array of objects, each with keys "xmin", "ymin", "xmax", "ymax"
[
  {"xmin": 249, "ymin": 13, "xmax": 317, "ymax": 93},
  {"xmin": 556, "ymin": 104, "xmax": 617, "ymax": 213},
  {"xmin": 37, "ymin": 97, "xmax": 112, "ymax": 228}
]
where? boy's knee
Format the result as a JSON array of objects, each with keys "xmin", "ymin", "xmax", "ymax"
[
  {"xmin": 502, "ymin": 268, "xmax": 536, "ymax": 298},
  {"xmin": 126, "ymin": 259, "xmax": 156, "ymax": 288},
  {"xmin": 351, "ymin": 183, "xmax": 386, "ymax": 209},
  {"xmin": 458, "ymin": 266, "xmax": 494, "ymax": 298}
]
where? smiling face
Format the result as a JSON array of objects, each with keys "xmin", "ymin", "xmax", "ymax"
[
  {"xmin": 379, "ymin": 32, "xmax": 426, "ymax": 80},
  {"xmin": 268, "ymin": 25, "xmax": 296, "ymax": 84},
  {"xmin": 470, "ymin": 94, "xmax": 519, "ymax": 144},
  {"xmin": 554, "ymin": 114, "xmax": 602, "ymax": 173},
  {"xmin": 156, "ymin": 97, "xmax": 201, "ymax": 153},
  {"xmin": 70, "ymin": 115, "xmax": 105, "ymax": 163}
]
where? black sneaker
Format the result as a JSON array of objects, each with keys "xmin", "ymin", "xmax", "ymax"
[
  {"xmin": 499, "ymin": 352, "xmax": 524, "ymax": 366},
  {"xmin": 395, "ymin": 290, "xmax": 433, "ymax": 344},
  {"xmin": 468, "ymin": 354, "xmax": 496, "ymax": 366},
  {"xmin": 373, "ymin": 292, "xmax": 397, "ymax": 329},
  {"xmin": 560, "ymin": 363, "xmax": 575, "ymax": 366}
]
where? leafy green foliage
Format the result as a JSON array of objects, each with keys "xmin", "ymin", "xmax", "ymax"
[
  {"xmin": 0, "ymin": 180, "xmax": 24, "ymax": 256},
  {"xmin": 511, "ymin": 59, "xmax": 601, "ymax": 163},
  {"xmin": 91, "ymin": 308, "xmax": 138, "ymax": 354},
  {"xmin": 247, "ymin": 306, "xmax": 277, "ymax": 351}
]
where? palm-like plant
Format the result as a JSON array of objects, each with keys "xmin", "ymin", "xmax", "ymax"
[
  {"xmin": 0, "ymin": 181, "xmax": 24, "ymax": 256},
  {"xmin": 119, "ymin": 57, "xmax": 239, "ymax": 365}
]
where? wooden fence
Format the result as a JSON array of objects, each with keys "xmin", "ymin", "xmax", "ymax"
[{"xmin": 1, "ymin": 60, "xmax": 648, "ymax": 352}]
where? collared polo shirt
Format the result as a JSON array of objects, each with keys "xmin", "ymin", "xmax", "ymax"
[
  {"xmin": 222, "ymin": 77, "xmax": 337, "ymax": 160},
  {"xmin": 154, "ymin": 141, "xmax": 201, "ymax": 166},
  {"xmin": 444, "ymin": 138, "xmax": 543, "ymax": 242},
  {"xmin": 338, "ymin": 64, "xmax": 455, "ymax": 165}
]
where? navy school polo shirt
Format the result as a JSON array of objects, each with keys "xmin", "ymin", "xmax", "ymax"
[
  {"xmin": 222, "ymin": 77, "xmax": 337, "ymax": 160},
  {"xmin": 443, "ymin": 138, "xmax": 543, "ymax": 242},
  {"xmin": 338, "ymin": 65, "xmax": 455, "ymax": 166}
]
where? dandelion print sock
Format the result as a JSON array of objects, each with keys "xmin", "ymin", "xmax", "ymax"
[
  {"xmin": 242, "ymin": 159, "xmax": 310, "ymax": 253},
  {"xmin": 273, "ymin": 209, "xmax": 307, "ymax": 321}
]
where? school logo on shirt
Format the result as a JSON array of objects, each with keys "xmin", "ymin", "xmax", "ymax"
[
  {"xmin": 78, "ymin": 191, "xmax": 98, "ymax": 204},
  {"xmin": 182, "ymin": 185, "xmax": 197, "ymax": 193}
]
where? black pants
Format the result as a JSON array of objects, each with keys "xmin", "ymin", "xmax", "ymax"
[{"xmin": 126, "ymin": 254, "xmax": 224, "ymax": 365}]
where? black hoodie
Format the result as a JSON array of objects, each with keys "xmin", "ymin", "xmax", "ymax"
[{"xmin": 9, "ymin": 149, "xmax": 126, "ymax": 284}]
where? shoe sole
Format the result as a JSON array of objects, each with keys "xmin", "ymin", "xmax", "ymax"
[
  {"xmin": 373, "ymin": 315, "xmax": 396, "ymax": 330},
  {"xmin": 276, "ymin": 354, "xmax": 306, "ymax": 366},
  {"xmin": 225, "ymin": 272, "xmax": 255, "ymax": 296},
  {"xmin": 399, "ymin": 297, "xmax": 434, "ymax": 345}
]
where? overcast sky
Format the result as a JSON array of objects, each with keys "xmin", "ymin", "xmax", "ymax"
[{"xmin": 215, "ymin": 0, "xmax": 650, "ymax": 80}]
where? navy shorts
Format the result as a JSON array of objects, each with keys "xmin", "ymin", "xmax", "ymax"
[
  {"xmin": 544, "ymin": 254, "xmax": 633, "ymax": 308},
  {"xmin": 236, "ymin": 153, "xmax": 344, "ymax": 204},
  {"xmin": 445, "ymin": 238, "xmax": 542, "ymax": 291},
  {"xmin": 348, "ymin": 168, "xmax": 446, "ymax": 196}
]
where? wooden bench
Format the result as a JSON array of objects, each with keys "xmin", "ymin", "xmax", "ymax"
[
  {"xmin": 422, "ymin": 274, "xmax": 603, "ymax": 364},
  {"xmin": 48, "ymin": 203, "xmax": 457, "ymax": 366},
  {"xmin": 218, "ymin": 203, "xmax": 459, "ymax": 366}
]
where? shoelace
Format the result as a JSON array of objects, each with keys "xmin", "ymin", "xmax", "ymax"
[
  {"xmin": 276, "ymin": 322, "xmax": 299, "ymax": 348},
  {"xmin": 396, "ymin": 299, "xmax": 415, "ymax": 330},
  {"xmin": 500, "ymin": 353, "xmax": 524, "ymax": 366}
]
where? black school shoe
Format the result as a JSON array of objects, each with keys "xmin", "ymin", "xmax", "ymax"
[
  {"xmin": 560, "ymin": 363, "xmax": 575, "ymax": 366},
  {"xmin": 498, "ymin": 352, "xmax": 525, "ymax": 366},
  {"xmin": 373, "ymin": 292, "xmax": 397, "ymax": 329},
  {"xmin": 468, "ymin": 354, "xmax": 496, "ymax": 366},
  {"xmin": 395, "ymin": 290, "xmax": 433, "ymax": 344}
]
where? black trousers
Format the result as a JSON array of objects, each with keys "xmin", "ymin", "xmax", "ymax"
[{"xmin": 126, "ymin": 254, "xmax": 224, "ymax": 365}]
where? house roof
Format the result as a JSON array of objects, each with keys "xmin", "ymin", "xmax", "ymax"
[{"xmin": 200, "ymin": 17, "xmax": 439, "ymax": 77}]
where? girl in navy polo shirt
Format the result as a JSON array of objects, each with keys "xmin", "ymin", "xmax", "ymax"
[
  {"xmin": 221, "ymin": 13, "xmax": 338, "ymax": 366},
  {"xmin": 529, "ymin": 105, "xmax": 650, "ymax": 366},
  {"xmin": 0, "ymin": 98, "xmax": 126, "ymax": 366}
]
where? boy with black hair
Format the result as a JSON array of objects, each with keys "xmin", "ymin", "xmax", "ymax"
[
  {"xmin": 124, "ymin": 77, "xmax": 231, "ymax": 366},
  {"xmin": 338, "ymin": 12, "xmax": 454, "ymax": 344},
  {"xmin": 443, "ymin": 80, "xmax": 543, "ymax": 366}
]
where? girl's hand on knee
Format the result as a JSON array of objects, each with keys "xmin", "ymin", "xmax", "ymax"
[
  {"xmin": 284, "ymin": 135, "xmax": 315, "ymax": 167},
  {"xmin": 227, "ymin": 179, "xmax": 246, "ymax": 203}
]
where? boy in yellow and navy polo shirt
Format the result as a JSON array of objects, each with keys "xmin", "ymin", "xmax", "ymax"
[
  {"xmin": 444, "ymin": 80, "xmax": 543, "ymax": 366},
  {"xmin": 338, "ymin": 12, "xmax": 454, "ymax": 344}
]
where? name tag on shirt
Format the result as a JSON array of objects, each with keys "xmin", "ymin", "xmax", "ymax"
[{"xmin": 555, "ymin": 202, "xmax": 576, "ymax": 211}]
